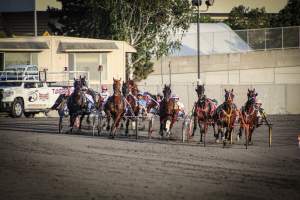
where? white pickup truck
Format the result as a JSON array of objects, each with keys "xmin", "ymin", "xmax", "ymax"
[{"xmin": 0, "ymin": 81, "xmax": 69, "ymax": 117}]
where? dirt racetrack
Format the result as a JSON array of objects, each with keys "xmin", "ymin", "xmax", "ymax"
[{"xmin": 0, "ymin": 115, "xmax": 300, "ymax": 200}]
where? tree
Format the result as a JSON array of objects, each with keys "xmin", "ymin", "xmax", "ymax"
[
  {"xmin": 271, "ymin": 0, "xmax": 300, "ymax": 27},
  {"xmin": 224, "ymin": 5, "xmax": 270, "ymax": 30},
  {"xmin": 48, "ymin": 0, "xmax": 192, "ymax": 81},
  {"xmin": 191, "ymin": 15, "xmax": 215, "ymax": 23}
]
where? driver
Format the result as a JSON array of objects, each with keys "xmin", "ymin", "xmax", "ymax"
[
  {"xmin": 172, "ymin": 94, "xmax": 185, "ymax": 118},
  {"xmin": 100, "ymin": 85, "xmax": 110, "ymax": 103},
  {"xmin": 137, "ymin": 92, "xmax": 147, "ymax": 116}
]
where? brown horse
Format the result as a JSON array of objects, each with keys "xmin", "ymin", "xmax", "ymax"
[
  {"xmin": 159, "ymin": 84, "xmax": 180, "ymax": 138},
  {"xmin": 192, "ymin": 84, "xmax": 217, "ymax": 146},
  {"xmin": 239, "ymin": 88, "xmax": 261, "ymax": 148},
  {"xmin": 122, "ymin": 81, "xmax": 140, "ymax": 135},
  {"xmin": 104, "ymin": 78, "xmax": 125, "ymax": 138},
  {"xmin": 213, "ymin": 89, "xmax": 238, "ymax": 147}
]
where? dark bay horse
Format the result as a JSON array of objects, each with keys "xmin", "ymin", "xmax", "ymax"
[
  {"xmin": 159, "ymin": 84, "xmax": 180, "ymax": 138},
  {"xmin": 192, "ymin": 84, "xmax": 217, "ymax": 146},
  {"xmin": 239, "ymin": 88, "xmax": 261, "ymax": 148},
  {"xmin": 67, "ymin": 77, "xmax": 86, "ymax": 133},
  {"xmin": 127, "ymin": 79, "xmax": 139, "ymax": 96},
  {"xmin": 122, "ymin": 81, "xmax": 140, "ymax": 135},
  {"xmin": 104, "ymin": 78, "xmax": 125, "ymax": 138},
  {"xmin": 213, "ymin": 89, "xmax": 238, "ymax": 147}
]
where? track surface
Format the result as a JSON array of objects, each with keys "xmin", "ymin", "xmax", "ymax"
[{"xmin": 0, "ymin": 115, "xmax": 300, "ymax": 200}]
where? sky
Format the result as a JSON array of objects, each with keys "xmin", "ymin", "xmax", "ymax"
[{"xmin": 194, "ymin": 0, "xmax": 288, "ymax": 13}]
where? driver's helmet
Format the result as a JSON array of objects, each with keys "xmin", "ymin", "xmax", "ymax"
[
  {"xmin": 172, "ymin": 94, "xmax": 179, "ymax": 100},
  {"xmin": 101, "ymin": 85, "xmax": 108, "ymax": 91}
]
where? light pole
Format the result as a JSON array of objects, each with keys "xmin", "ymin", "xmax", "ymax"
[
  {"xmin": 98, "ymin": 65, "xmax": 103, "ymax": 91},
  {"xmin": 191, "ymin": 0, "xmax": 214, "ymax": 85}
]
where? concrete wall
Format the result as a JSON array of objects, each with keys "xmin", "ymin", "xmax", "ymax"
[
  {"xmin": 146, "ymin": 49, "xmax": 300, "ymax": 85},
  {"xmin": 140, "ymin": 49, "xmax": 300, "ymax": 114},
  {"xmin": 137, "ymin": 83, "xmax": 300, "ymax": 115}
]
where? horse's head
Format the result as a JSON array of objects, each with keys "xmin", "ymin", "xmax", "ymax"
[
  {"xmin": 122, "ymin": 81, "xmax": 129, "ymax": 96},
  {"xmin": 127, "ymin": 79, "xmax": 138, "ymax": 95},
  {"xmin": 195, "ymin": 84, "xmax": 205, "ymax": 99},
  {"xmin": 247, "ymin": 88, "xmax": 258, "ymax": 104},
  {"xmin": 73, "ymin": 78, "xmax": 82, "ymax": 90},
  {"xmin": 80, "ymin": 76, "xmax": 88, "ymax": 88},
  {"xmin": 163, "ymin": 84, "xmax": 172, "ymax": 100},
  {"xmin": 113, "ymin": 78, "xmax": 122, "ymax": 94},
  {"xmin": 224, "ymin": 89, "xmax": 235, "ymax": 104}
]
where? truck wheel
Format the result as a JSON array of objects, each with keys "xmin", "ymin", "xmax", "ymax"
[{"xmin": 11, "ymin": 99, "xmax": 23, "ymax": 118}]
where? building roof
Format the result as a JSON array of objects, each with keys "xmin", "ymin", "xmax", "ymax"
[
  {"xmin": 171, "ymin": 23, "xmax": 251, "ymax": 56},
  {"xmin": 59, "ymin": 42, "xmax": 118, "ymax": 52},
  {"xmin": 0, "ymin": 41, "xmax": 49, "ymax": 51},
  {"xmin": 0, "ymin": 36, "xmax": 136, "ymax": 53}
]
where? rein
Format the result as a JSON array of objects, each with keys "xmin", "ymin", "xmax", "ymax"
[{"xmin": 124, "ymin": 96, "xmax": 135, "ymax": 116}]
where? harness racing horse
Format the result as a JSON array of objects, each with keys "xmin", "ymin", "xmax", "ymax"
[
  {"xmin": 67, "ymin": 77, "xmax": 86, "ymax": 133},
  {"xmin": 192, "ymin": 84, "xmax": 217, "ymax": 146},
  {"xmin": 213, "ymin": 89, "xmax": 238, "ymax": 147},
  {"xmin": 159, "ymin": 84, "xmax": 180, "ymax": 138},
  {"xmin": 127, "ymin": 79, "xmax": 139, "ymax": 96},
  {"xmin": 104, "ymin": 78, "xmax": 125, "ymax": 138},
  {"xmin": 239, "ymin": 88, "xmax": 261, "ymax": 149},
  {"xmin": 122, "ymin": 81, "xmax": 140, "ymax": 136}
]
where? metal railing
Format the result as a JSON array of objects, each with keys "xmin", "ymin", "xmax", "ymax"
[
  {"xmin": 235, "ymin": 26, "xmax": 300, "ymax": 51},
  {"xmin": 0, "ymin": 70, "xmax": 39, "ymax": 82},
  {"xmin": 46, "ymin": 71, "xmax": 90, "ymax": 87},
  {"xmin": 0, "ymin": 70, "xmax": 90, "ymax": 87},
  {"xmin": 173, "ymin": 26, "xmax": 300, "ymax": 55}
]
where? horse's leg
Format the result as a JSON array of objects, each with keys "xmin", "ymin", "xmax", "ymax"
[
  {"xmin": 106, "ymin": 113, "xmax": 111, "ymax": 132},
  {"xmin": 168, "ymin": 117, "xmax": 177, "ymax": 138},
  {"xmin": 238, "ymin": 126, "xmax": 243, "ymax": 142},
  {"xmin": 125, "ymin": 118, "xmax": 130, "ymax": 136},
  {"xmin": 165, "ymin": 119, "xmax": 171, "ymax": 137},
  {"xmin": 58, "ymin": 115, "xmax": 63, "ymax": 134},
  {"xmin": 192, "ymin": 115, "xmax": 197, "ymax": 137},
  {"xmin": 199, "ymin": 121, "xmax": 203, "ymax": 143},
  {"xmin": 79, "ymin": 114, "xmax": 85, "ymax": 133},
  {"xmin": 148, "ymin": 115, "xmax": 154, "ymax": 139},
  {"xmin": 113, "ymin": 113, "xmax": 123, "ymax": 138},
  {"xmin": 203, "ymin": 123, "xmax": 208, "ymax": 147},
  {"xmin": 215, "ymin": 123, "xmax": 221, "ymax": 143},
  {"xmin": 245, "ymin": 125, "xmax": 250, "ymax": 149},
  {"xmin": 249, "ymin": 127, "xmax": 255, "ymax": 145},
  {"xmin": 212, "ymin": 122, "xmax": 217, "ymax": 139},
  {"xmin": 159, "ymin": 120, "xmax": 164, "ymax": 137},
  {"xmin": 69, "ymin": 114, "xmax": 75, "ymax": 134}
]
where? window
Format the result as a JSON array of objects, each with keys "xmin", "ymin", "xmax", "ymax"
[
  {"xmin": 37, "ymin": 82, "xmax": 44, "ymax": 88},
  {"xmin": 4, "ymin": 52, "xmax": 38, "ymax": 69},
  {"xmin": 68, "ymin": 53, "xmax": 108, "ymax": 82},
  {"xmin": 5, "ymin": 53, "xmax": 31, "ymax": 67},
  {"xmin": 24, "ymin": 82, "xmax": 36, "ymax": 88},
  {"xmin": 0, "ymin": 53, "xmax": 3, "ymax": 71}
]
